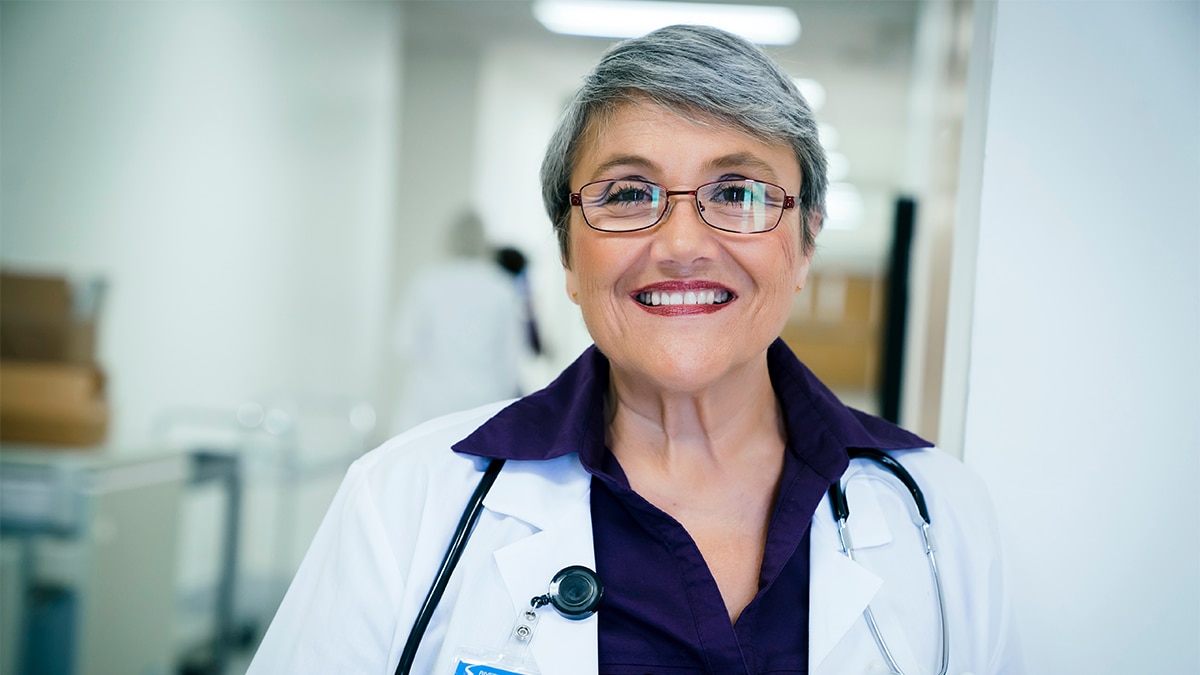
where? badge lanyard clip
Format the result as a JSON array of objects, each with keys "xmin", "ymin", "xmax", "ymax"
[
  {"xmin": 449, "ymin": 566, "xmax": 602, "ymax": 675},
  {"xmin": 450, "ymin": 608, "xmax": 543, "ymax": 675}
]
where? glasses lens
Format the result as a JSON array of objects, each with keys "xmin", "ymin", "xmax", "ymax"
[
  {"xmin": 578, "ymin": 180, "xmax": 664, "ymax": 232},
  {"xmin": 698, "ymin": 180, "xmax": 785, "ymax": 233}
]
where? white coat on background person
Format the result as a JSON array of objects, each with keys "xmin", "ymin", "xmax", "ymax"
[
  {"xmin": 247, "ymin": 402, "xmax": 1023, "ymax": 675},
  {"xmin": 391, "ymin": 211, "xmax": 527, "ymax": 435}
]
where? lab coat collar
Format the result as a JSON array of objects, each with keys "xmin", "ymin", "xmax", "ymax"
[
  {"xmin": 484, "ymin": 454, "xmax": 600, "ymax": 675},
  {"xmin": 483, "ymin": 453, "xmax": 591, "ymax": 532},
  {"xmin": 809, "ymin": 489, "xmax": 886, "ymax": 672}
]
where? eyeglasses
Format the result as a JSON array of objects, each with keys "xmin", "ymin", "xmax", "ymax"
[{"xmin": 570, "ymin": 178, "xmax": 796, "ymax": 234}]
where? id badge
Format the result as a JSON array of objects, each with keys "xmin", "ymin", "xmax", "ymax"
[{"xmin": 451, "ymin": 649, "xmax": 540, "ymax": 675}]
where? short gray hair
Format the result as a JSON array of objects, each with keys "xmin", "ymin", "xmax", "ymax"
[{"xmin": 540, "ymin": 24, "xmax": 827, "ymax": 264}]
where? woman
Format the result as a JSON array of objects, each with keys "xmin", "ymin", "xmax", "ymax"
[{"xmin": 249, "ymin": 25, "xmax": 1021, "ymax": 675}]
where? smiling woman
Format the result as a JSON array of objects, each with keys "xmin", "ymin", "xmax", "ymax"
[
  {"xmin": 563, "ymin": 102, "xmax": 807, "ymax": 399},
  {"xmin": 249, "ymin": 24, "xmax": 1022, "ymax": 675}
]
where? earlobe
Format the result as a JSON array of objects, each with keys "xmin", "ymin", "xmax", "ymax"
[
  {"xmin": 564, "ymin": 264, "xmax": 580, "ymax": 305},
  {"xmin": 795, "ymin": 268, "xmax": 810, "ymax": 292},
  {"xmin": 795, "ymin": 251, "xmax": 813, "ymax": 290},
  {"xmin": 796, "ymin": 211, "xmax": 819, "ymax": 289}
]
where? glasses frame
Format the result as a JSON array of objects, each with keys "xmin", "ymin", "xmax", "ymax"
[{"xmin": 569, "ymin": 178, "xmax": 797, "ymax": 234}]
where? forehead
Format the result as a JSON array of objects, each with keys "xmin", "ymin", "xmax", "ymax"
[{"xmin": 572, "ymin": 100, "xmax": 799, "ymax": 185}]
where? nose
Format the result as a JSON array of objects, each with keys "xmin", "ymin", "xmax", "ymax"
[{"xmin": 651, "ymin": 191, "xmax": 718, "ymax": 264}]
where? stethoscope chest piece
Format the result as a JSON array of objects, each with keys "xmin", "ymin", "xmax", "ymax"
[{"xmin": 532, "ymin": 565, "xmax": 604, "ymax": 619}]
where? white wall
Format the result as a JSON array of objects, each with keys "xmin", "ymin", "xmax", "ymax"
[
  {"xmin": 950, "ymin": 2, "xmax": 1199, "ymax": 672},
  {"xmin": 0, "ymin": 2, "xmax": 403, "ymax": 447}
]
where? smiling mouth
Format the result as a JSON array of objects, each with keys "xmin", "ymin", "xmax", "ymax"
[{"xmin": 634, "ymin": 289, "xmax": 733, "ymax": 307}]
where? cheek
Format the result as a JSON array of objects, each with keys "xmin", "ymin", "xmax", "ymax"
[
  {"xmin": 781, "ymin": 236, "xmax": 812, "ymax": 288},
  {"xmin": 567, "ymin": 240, "xmax": 618, "ymax": 301},
  {"xmin": 769, "ymin": 225, "xmax": 805, "ymax": 289}
]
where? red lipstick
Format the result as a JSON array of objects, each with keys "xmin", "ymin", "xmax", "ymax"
[{"xmin": 631, "ymin": 281, "xmax": 735, "ymax": 316}]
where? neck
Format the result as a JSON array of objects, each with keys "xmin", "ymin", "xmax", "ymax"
[{"xmin": 606, "ymin": 353, "xmax": 784, "ymax": 477}]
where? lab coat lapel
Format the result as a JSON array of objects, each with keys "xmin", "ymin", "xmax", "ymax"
[
  {"xmin": 808, "ymin": 491, "xmax": 885, "ymax": 672},
  {"xmin": 485, "ymin": 456, "xmax": 599, "ymax": 675}
]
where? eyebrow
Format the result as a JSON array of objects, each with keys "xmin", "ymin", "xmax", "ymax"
[
  {"xmin": 585, "ymin": 151, "xmax": 781, "ymax": 183},
  {"xmin": 707, "ymin": 152, "xmax": 781, "ymax": 182},
  {"xmin": 588, "ymin": 154, "xmax": 660, "ymax": 181}
]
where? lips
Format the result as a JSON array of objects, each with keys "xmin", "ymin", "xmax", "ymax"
[{"xmin": 631, "ymin": 281, "xmax": 735, "ymax": 314}]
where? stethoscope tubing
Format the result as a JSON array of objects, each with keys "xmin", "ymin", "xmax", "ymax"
[{"xmin": 394, "ymin": 458, "xmax": 506, "ymax": 675}]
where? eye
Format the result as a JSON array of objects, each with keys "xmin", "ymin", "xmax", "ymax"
[
  {"xmin": 602, "ymin": 181, "xmax": 658, "ymax": 206},
  {"xmin": 706, "ymin": 181, "xmax": 761, "ymax": 205}
]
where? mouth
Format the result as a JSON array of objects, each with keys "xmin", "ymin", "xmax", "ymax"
[
  {"xmin": 631, "ymin": 282, "xmax": 736, "ymax": 313},
  {"xmin": 634, "ymin": 288, "xmax": 733, "ymax": 307}
]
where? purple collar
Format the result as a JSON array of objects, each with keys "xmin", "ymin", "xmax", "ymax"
[{"xmin": 453, "ymin": 339, "xmax": 931, "ymax": 478}]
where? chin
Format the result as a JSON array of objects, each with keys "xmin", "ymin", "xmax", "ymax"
[{"xmin": 604, "ymin": 336, "xmax": 767, "ymax": 394}]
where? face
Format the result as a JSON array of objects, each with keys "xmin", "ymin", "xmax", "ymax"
[{"xmin": 564, "ymin": 101, "xmax": 813, "ymax": 394}]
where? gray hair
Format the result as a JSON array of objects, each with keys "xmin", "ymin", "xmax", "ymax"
[{"xmin": 540, "ymin": 24, "xmax": 827, "ymax": 264}]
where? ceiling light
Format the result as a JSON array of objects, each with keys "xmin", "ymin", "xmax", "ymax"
[{"xmin": 532, "ymin": 0, "xmax": 801, "ymax": 46}]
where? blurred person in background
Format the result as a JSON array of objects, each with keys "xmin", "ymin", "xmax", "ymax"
[
  {"xmin": 252, "ymin": 24, "xmax": 1021, "ymax": 675},
  {"xmin": 390, "ymin": 210, "xmax": 527, "ymax": 435},
  {"xmin": 495, "ymin": 245, "xmax": 544, "ymax": 358}
]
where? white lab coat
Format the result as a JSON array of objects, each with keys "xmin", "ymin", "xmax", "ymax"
[{"xmin": 250, "ymin": 401, "xmax": 1022, "ymax": 675}]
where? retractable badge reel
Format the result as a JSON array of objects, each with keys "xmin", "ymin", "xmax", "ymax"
[{"xmin": 451, "ymin": 566, "xmax": 603, "ymax": 675}]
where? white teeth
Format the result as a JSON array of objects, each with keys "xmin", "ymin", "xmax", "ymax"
[{"xmin": 637, "ymin": 289, "xmax": 732, "ymax": 306}]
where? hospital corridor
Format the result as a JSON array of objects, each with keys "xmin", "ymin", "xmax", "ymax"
[{"xmin": 0, "ymin": 1, "xmax": 1195, "ymax": 674}]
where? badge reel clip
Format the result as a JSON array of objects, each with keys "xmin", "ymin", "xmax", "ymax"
[{"xmin": 451, "ymin": 566, "xmax": 604, "ymax": 675}]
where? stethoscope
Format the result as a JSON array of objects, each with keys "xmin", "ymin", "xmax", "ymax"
[
  {"xmin": 830, "ymin": 448, "xmax": 949, "ymax": 675},
  {"xmin": 395, "ymin": 450, "xmax": 948, "ymax": 675}
]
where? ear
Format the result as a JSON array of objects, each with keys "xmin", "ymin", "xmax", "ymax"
[
  {"xmin": 796, "ymin": 210, "xmax": 820, "ymax": 289},
  {"xmin": 563, "ymin": 255, "xmax": 580, "ymax": 305},
  {"xmin": 795, "ymin": 253, "xmax": 812, "ymax": 291}
]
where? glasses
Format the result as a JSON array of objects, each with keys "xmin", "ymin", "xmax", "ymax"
[{"xmin": 570, "ymin": 178, "xmax": 796, "ymax": 234}]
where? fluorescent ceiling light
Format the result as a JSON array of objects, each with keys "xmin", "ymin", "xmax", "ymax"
[{"xmin": 533, "ymin": 0, "xmax": 801, "ymax": 46}]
